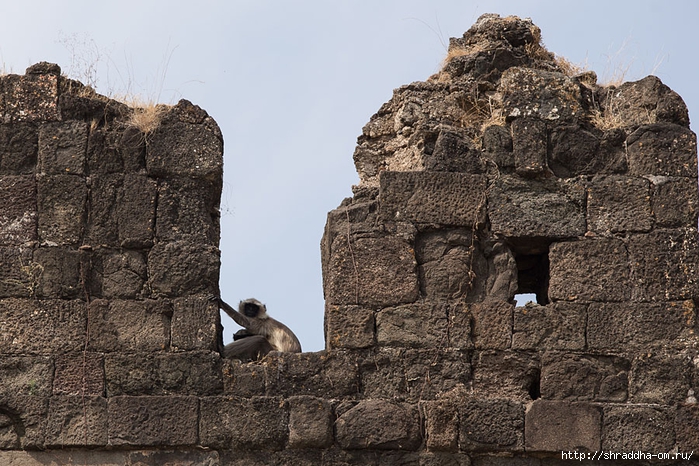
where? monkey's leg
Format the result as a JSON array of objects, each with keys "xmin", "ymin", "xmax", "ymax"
[{"xmin": 223, "ymin": 335, "xmax": 273, "ymax": 361}]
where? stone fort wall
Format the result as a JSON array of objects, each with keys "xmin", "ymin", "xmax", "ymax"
[{"xmin": 1, "ymin": 14, "xmax": 698, "ymax": 466}]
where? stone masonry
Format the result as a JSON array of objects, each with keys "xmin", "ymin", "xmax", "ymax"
[{"xmin": 1, "ymin": 13, "xmax": 698, "ymax": 466}]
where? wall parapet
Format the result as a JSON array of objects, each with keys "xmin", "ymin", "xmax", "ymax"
[{"xmin": 1, "ymin": 13, "xmax": 698, "ymax": 466}]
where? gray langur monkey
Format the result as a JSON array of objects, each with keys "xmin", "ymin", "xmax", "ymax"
[{"xmin": 212, "ymin": 296, "xmax": 302, "ymax": 361}]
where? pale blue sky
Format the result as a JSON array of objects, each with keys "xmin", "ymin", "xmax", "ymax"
[{"xmin": 2, "ymin": 1, "xmax": 696, "ymax": 352}]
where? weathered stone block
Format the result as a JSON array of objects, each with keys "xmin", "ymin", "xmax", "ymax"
[
  {"xmin": 549, "ymin": 239, "xmax": 630, "ymax": 302},
  {"xmin": 287, "ymin": 395, "xmax": 332, "ymax": 449},
  {"xmin": 420, "ymin": 452, "xmax": 471, "ymax": 466},
  {"xmin": 53, "ymin": 353, "xmax": 104, "ymax": 396},
  {"xmin": 524, "ymin": 400, "xmax": 601, "ymax": 452},
  {"xmin": 627, "ymin": 123, "xmax": 697, "ymax": 177},
  {"xmin": 119, "ymin": 126, "xmax": 147, "ymax": 173},
  {"xmin": 88, "ymin": 299, "xmax": 170, "ymax": 352},
  {"xmin": 587, "ymin": 175, "xmax": 652, "ymax": 233},
  {"xmin": 447, "ymin": 302, "xmax": 473, "ymax": 350},
  {"xmin": 607, "ymin": 75, "xmax": 690, "ymax": 128},
  {"xmin": 0, "ymin": 175, "xmax": 36, "ymax": 246},
  {"xmin": 88, "ymin": 174, "xmax": 156, "ymax": 248},
  {"xmin": 472, "ymin": 351, "xmax": 540, "ymax": 401},
  {"xmin": 325, "ymin": 304, "xmax": 375, "ymax": 349},
  {"xmin": 0, "ymin": 451, "xmax": 130, "ymax": 466},
  {"xmin": 156, "ymin": 177, "xmax": 220, "ymax": 245},
  {"xmin": 148, "ymin": 241, "xmax": 220, "ymax": 297},
  {"xmin": 416, "ymin": 229, "xmax": 488, "ymax": 303},
  {"xmin": 33, "ymin": 247, "xmax": 81, "ymax": 298},
  {"xmin": 38, "ymin": 121, "xmax": 87, "ymax": 175},
  {"xmin": 0, "ymin": 395, "xmax": 48, "ymax": 449},
  {"xmin": 377, "ymin": 303, "xmax": 449, "ymax": 348},
  {"xmin": 628, "ymin": 228, "xmax": 699, "ymax": 301},
  {"xmin": 0, "ymin": 356, "xmax": 52, "ymax": 397},
  {"xmin": 512, "ymin": 302, "xmax": 586, "ymax": 350},
  {"xmin": 37, "ymin": 174, "xmax": 87, "ymax": 245},
  {"xmin": 336, "ymin": 400, "xmax": 421, "ymax": 450},
  {"xmin": 222, "ymin": 359, "xmax": 267, "ymax": 397},
  {"xmin": 105, "ymin": 351, "xmax": 222, "ymax": 396},
  {"xmin": 473, "ymin": 458, "xmax": 539, "ymax": 466},
  {"xmin": 459, "ymin": 399, "xmax": 524, "ymax": 452},
  {"xmin": 146, "ymin": 101, "xmax": 223, "ymax": 180},
  {"xmin": 0, "ymin": 123, "xmax": 38, "ymax": 175},
  {"xmin": 548, "ymin": 125, "xmax": 627, "ymax": 178},
  {"xmin": 325, "ymin": 235, "xmax": 418, "ymax": 307},
  {"xmin": 379, "ymin": 171, "xmax": 487, "ymax": 226},
  {"xmin": 128, "ymin": 450, "xmax": 220, "ymax": 466},
  {"xmin": 587, "ymin": 301, "xmax": 695, "ymax": 350},
  {"xmin": 488, "ymin": 176, "xmax": 585, "ymax": 239},
  {"xmin": 222, "ymin": 450, "xmax": 327, "ymax": 466},
  {"xmin": 676, "ymin": 404, "xmax": 699, "ymax": 452},
  {"xmin": 0, "ymin": 298, "xmax": 86, "ymax": 355},
  {"xmin": 86, "ymin": 124, "xmax": 126, "ymax": 175},
  {"xmin": 265, "ymin": 351, "xmax": 359, "ymax": 398},
  {"xmin": 3, "ymin": 73, "xmax": 59, "ymax": 122},
  {"xmin": 500, "ymin": 67, "xmax": 583, "ymax": 122},
  {"xmin": 422, "ymin": 400, "xmax": 458, "ymax": 452},
  {"xmin": 320, "ymin": 449, "xmax": 422, "ymax": 466},
  {"xmin": 108, "ymin": 395, "xmax": 198, "ymax": 446},
  {"xmin": 651, "ymin": 176, "xmax": 699, "ymax": 227},
  {"xmin": 171, "ymin": 296, "xmax": 220, "ymax": 351},
  {"xmin": 629, "ymin": 352, "xmax": 690, "ymax": 404},
  {"xmin": 88, "ymin": 248, "xmax": 147, "ymax": 299},
  {"xmin": 45, "ymin": 395, "xmax": 107, "ymax": 446},
  {"xmin": 602, "ymin": 405, "xmax": 674, "ymax": 452},
  {"xmin": 200, "ymin": 396, "xmax": 287, "ymax": 450},
  {"xmin": 471, "ymin": 301, "xmax": 512, "ymax": 350},
  {"xmin": 0, "ymin": 246, "xmax": 35, "ymax": 298},
  {"xmin": 512, "ymin": 118, "xmax": 547, "ymax": 177},
  {"xmin": 540, "ymin": 353, "xmax": 629, "ymax": 402},
  {"xmin": 427, "ymin": 129, "xmax": 484, "ymax": 173},
  {"xmin": 482, "ymin": 124, "xmax": 513, "ymax": 170},
  {"xmin": 321, "ymin": 189, "xmax": 379, "ymax": 248},
  {"xmin": 57, "ymin": 75, "xmax": 128, "ymax": 123},
  {"xmin": 86, "ymin": 173, "xmax": 120, "ymax": 245},
  {"xmin": 360, "ymin": 348, "xmax": 470, "ymax": 402},
  {"xmin": 85, "ymin": 124, "xmax": 146, "ymax": 175},
  {"xmin": 118, "ymin": 173, "xmax": 157, "ymax": 248}
]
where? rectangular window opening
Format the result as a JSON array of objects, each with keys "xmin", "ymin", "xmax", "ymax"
[
  {"xmin": 513, "ymin": 247, "xmax": 550, "ymax": 306},
  {"xmin": 514, "ymin": 293, "xmax": 538, "ymax": 307}
]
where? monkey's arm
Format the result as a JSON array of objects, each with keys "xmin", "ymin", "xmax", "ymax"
[{"xmin": 212, "ymin": 296, "xmax": 253, "ymax": 329}]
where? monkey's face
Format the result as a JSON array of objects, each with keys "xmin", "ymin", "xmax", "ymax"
[{"xmin": 239, "ymin": 298, "xmax": 268, "ymax": 319}]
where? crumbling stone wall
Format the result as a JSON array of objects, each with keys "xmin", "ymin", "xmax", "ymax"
[
  {"xmin": 1, "ymin": 13, "xmax": 698, "ymax": 466},
  {"xmin": 320, "ymin": 13, "xmax": 699, "ymax": 465},
  {"xmin": 0, "ymin": 62, "xmax": 226, "ymax": 464}
]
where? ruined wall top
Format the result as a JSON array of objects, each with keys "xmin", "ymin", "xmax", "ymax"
[{"xmin": 354, "ymin": 13, "xmax": 691, "ymax": 187}]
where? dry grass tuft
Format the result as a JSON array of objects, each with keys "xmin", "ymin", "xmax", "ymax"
[
  {"xmin": 124, "ymin": 99, "xmax": 169, "ymax": 135},
  {"xmin": 525, "ymin": 41, "xmax": 551, "ymax": 63},
  {"xmin": 115, "ymin": 96, "xmax": 171, "ymax": 136},
  {"xmin": 588, "ymin": 86, "xmax": 656, "ymax": 131},
  {"xmin": 588, "ymin": 87, "xmax": 629, "ymax": 131},
  {"xmin": 554, "ymin": 55, "xmax": 587, "ymax": 77},
  {"xmin": 459, "ymin": 93, "xmax": 506, "ymax": 133},
  {"xmin": 599, "ymin": 65, "xmax": 630, "ymax": 88}
]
